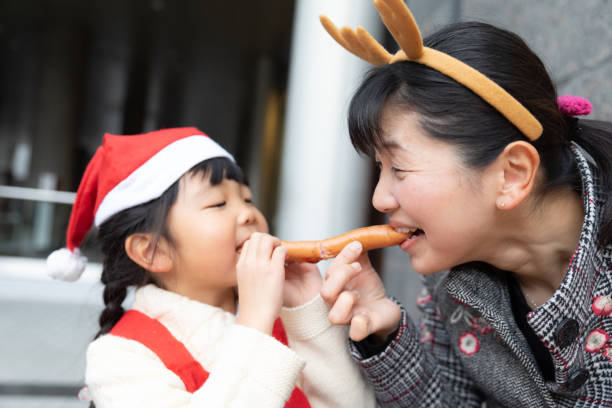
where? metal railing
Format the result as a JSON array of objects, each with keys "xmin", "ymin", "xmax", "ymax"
[{"xmin": 0, "ymin": 185, "xmax": 76, "ymax": 204}]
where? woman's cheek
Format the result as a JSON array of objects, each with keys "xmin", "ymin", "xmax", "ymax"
[{"xmin": 393, "ymin": 182, "xmax": 420, "ymax": 209}]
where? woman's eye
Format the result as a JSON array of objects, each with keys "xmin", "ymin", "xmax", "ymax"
[
  {"xmin": 245, "ymin": 198, "xmax": 253, "ymax": 204},
  {"xmin": 210, "ymin": 202, "xmax": 226, "ymax": 208}
]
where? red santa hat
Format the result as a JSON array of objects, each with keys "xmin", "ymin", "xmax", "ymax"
[{"xmin": 47, "ymin": 127, "xmax": 234, "ymax": 281}]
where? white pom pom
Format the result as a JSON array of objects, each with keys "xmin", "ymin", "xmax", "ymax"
[{"xmin": 47, "ymin": 248, "xmax": 88, "ymax": 282}]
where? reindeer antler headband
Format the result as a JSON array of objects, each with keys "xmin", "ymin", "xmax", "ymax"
[{"xmin": 320, "ymin": 0, "xmax": 543, "ymax": 141}]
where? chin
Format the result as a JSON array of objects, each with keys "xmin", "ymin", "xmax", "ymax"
[{"xmin": 410, "ymin": 259, "xmax": 448, "ymax": 276}]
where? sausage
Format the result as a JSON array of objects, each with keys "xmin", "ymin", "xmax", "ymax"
[{"xmin": 281, "ymin": 225, "xmax": 412, "ymax": 263}]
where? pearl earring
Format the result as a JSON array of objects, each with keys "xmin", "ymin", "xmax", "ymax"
[{"xmin": 498, "ymin": 200, "xmax": 505, "ymax": 208}]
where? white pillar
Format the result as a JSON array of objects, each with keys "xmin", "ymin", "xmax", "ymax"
[{"xmin": 276, "ymin": 0, "xmax": 383, "ymax": 243}]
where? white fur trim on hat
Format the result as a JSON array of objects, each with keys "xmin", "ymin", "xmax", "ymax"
[
  {"xmin": 47, "ymin": 248, "xmax": 88, "ymax": 282},
  {"xmin": 95, "ymin": 135, "xmax": 233, "ymax": 226}
]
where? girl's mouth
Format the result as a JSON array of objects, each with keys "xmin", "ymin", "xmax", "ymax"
[{"xmin": 236, "ymin": 242, "xmax": 245, "ymax": 255}]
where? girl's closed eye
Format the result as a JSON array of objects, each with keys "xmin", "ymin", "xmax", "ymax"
[{"xmin": 204, "ymin": 200, "xmax": 226, "ymax": 209}]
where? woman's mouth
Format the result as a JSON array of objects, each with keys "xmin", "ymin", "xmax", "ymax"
[
  {"xmin": 397, "ymin": 227, "xmax": 424, "ymax": 251},
  {"xmin": 395, "ymin": 227, "xmax": 418, "ymax": 235},
  {"xmin": 394, "ymin": 226, "xmax": 424, "ymax": 238}
]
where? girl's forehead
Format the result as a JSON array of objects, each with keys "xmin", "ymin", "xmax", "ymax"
[{"xmin": 178, "ymin": 173, "xmax": 213, "ymax": 196}]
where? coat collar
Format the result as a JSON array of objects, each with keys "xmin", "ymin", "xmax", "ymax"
[
  {"xmin": 527, "ymin": 143, "xmax": 601, "ymax": 355},
  {"xmin": 445, "ymin": 143, "xmax": 604, "ymax": 359}
]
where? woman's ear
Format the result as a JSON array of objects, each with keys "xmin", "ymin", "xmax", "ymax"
[
  {"xmin": 495, "ymin": 141, "xmax": 540, "ymax": 210},
  {"xmin": 125, "ymin": 233, "xmax": 173, "ymax": 274}
]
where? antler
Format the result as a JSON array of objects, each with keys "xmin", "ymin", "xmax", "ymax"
[
  {"xmin": 373, "ymin": 0, "xmax": 423, "ymax": 60},
  {"xmin": 319, "ymin": 0, "xmax": 422, "ymax": 66},
  {"xmin": 319, "ymin": 15, "xmax": 392, "ymax": 66},
  {"xmin": 319, "ymin": 0, "xmax": 544, "ymax": 141}
]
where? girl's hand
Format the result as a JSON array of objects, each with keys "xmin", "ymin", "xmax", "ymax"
[
  {"xmin": 283, "ymin": 261, "xmax": 323, "ymax": 308},
  {"xmin": 320, "ymin": 241, "xmax": 401, "ymax": 342},
  {"xmin": 236, "ymin": 232, "xmax": 286, "ymax": 335}
]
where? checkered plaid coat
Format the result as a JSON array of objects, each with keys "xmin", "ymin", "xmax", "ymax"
[{"xmin": 350, "ymin": 144, "xmax": 612, "ymax": 407}]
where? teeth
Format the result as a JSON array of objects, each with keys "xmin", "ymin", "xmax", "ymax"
[{"xmin": 396, "ymin": 227, "xmax": 418, "ymax": 234}]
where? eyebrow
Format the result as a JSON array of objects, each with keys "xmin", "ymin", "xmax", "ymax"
[
  {"xmin": 183, "ymin": 178, "xmax": 214, "ymax": 200},
  {"xmin": 380, "ymin": 135, "xmax": 411, "ymax": 158},
  {"xmin": 381, "ymin": 139, "xmax": 402, "ymax": 152}
]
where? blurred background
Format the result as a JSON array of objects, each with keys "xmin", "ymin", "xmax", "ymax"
[{"xmin": 1, "ymin": 0, "xmax": 611, "ymax": 406}]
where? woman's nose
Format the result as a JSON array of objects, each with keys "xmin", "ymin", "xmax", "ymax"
[{"xmin": 372, "ymin": 177, "xmax": 398, "ymax": 213}]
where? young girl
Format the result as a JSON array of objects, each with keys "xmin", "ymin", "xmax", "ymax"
[
  {"xmin": 318, "ymin": 1, "xmax": 612, "ymax": 407},
  {"xmin": 47, "ymin": 127, "xmax": 376, "ymax": 407}
]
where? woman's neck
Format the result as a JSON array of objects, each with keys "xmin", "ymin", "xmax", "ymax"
[{"xmin": 487, "ymin": 188, "xmax": 584, "ymax": 306}]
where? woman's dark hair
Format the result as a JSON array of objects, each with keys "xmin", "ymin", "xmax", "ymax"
[
  {"xmin": 92, "ymin": 157, "xmax": 246, "ymax": 340},
  {"xmin": 348, "ymin": 21, "xmax": 612, "ymax": 246}
]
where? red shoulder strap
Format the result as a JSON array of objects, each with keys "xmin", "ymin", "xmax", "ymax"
[
  {"xmin": 111, "ymin": 311, "xmax": 310, "ymax": 407},
  {"xmin": 110, "ymin": 310, "xmax": 209, "ymax": 392},
  {"xmin": 272, "ymin": 318, "xmax": 312, "ymax": 408}
]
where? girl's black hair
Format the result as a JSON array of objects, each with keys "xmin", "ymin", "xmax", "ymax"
[
  {"xmin": 89, "ymin": 157, "xmax": 245, "ymax": 407},
  {"xmin": 91, "ymin": 157, "xmax": 246, "ymax": 340},
  {"xmin": 88, "ymin": 157, "xmax": 245, "ymax": 405},
  {"xmin": 348, "ymin": 21, "xmax": 612, "ymax": 246}
]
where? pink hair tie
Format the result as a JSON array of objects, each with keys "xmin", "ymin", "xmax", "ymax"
[{"xmin": 557, "ymin": 94, "xmax": 592, "ymax": 116}]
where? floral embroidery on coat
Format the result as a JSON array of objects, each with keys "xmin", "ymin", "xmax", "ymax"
[
  {"xmin": 458, "ymin": 331, "xmax": 480, "ymax": 356},
  {"xmin": 449, "ymin": 303, "xmax": 474, "ymax": 326},
  {"xmin": 471, "ymin": 316, "xmax": 493, "ymax": 335},
  {"xmin": 585, "ymin": 328, "xmax": 609, "ymax": 353},
  {"xmin": 421, "ymin": 329, "xmax": 433, "ymax": 343},
  {"xmin": 592, "ymin": 295, "xmax": 612, "ymax": 316},
  {"xmin": 449, "ymin": 302, "xmax": 490, "ymax": 356},
  {"xmin": 416, "ymin": 288, "xmax": 433, "ymax": 306},
  {"xmin": 603, "ymin": 346, "xmax": 612, "ymax": 362}
]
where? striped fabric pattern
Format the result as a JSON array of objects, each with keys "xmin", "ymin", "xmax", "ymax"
[{"xmin": 350, "ymin": 143, "xmax": 612, "ymax": 407}]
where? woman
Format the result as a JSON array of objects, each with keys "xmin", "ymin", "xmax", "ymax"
[{"xmin": 320, "ymin": 1, "xmax": 612, "ymax": 407}]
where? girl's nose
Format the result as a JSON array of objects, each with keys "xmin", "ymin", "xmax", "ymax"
[
  {"xmin": 238, "ymin": 203, "xmax": 256, "ymax": 225},
  {"xmin": 372, "ymin": 176, "xmax": 398, "ymax": 213}
]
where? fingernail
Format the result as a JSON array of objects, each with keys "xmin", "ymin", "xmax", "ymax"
[
  {"xmin": 350, "ymin": 262, "xmax": 361, "ymax": 272},
  {"xmin": 349, "ymin": 241, "xmax": 362, "ymax": 252}
]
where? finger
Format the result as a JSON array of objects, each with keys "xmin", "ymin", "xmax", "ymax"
[
  {"xmin": 321, "ymin": 262, "xmax": 361, "ymax": 304},
  {"xmin": 255, "ymin": 233, "xmax": 279, "ymax": 259},
  {"xmin": 242, "ymin": 233, "xmax": 259, "ymax": 260},
  {"xmin": 243, "ymin": 232, "xmax": 266, "ymax": 265},
  {"xmin": 364, "ymin": 297, "xmax": 402, "ymax": 340},
  {"xmin": 328, "ymin": 290, "xmax": 358, "ymax": 325},
  {"xmin": 237, "ymin": 239, "xmax": 250, "ymax": 267},
  {"xmin": 349, "ymin": 313, "xmax": 371, "ymax": 342},
  {"xmin": 271, "ymin": 245, "xmax": 288, "ymax": 271},
  {"xmin": 325, "ymin": 259, "xmax": 361, "ymax": 281},
  {"xmin": 331, "ymin": 240, "xmax": 363, "ymax": 267}
]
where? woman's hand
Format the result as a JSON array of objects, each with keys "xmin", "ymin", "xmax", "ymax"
[
  {"xmin": 320, "ymin": 241, "xmax": 401, "ymax": 341},
  {"xmin": 236, "ymin": 232, "xmax": 286, "ymax": 335},
  {"xmin": 283, "ymin": 261, "xmax": 323, "ymax": 308}
]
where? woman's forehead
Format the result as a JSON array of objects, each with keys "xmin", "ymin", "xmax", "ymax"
[{"xmin": 376, "ymin": 120, "xmax": 427, "ymax": 159}]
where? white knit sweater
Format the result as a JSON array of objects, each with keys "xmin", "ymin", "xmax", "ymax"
[{"xmin": 86, "ymin": 284, "xmax": 376, "ymax": 407}]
